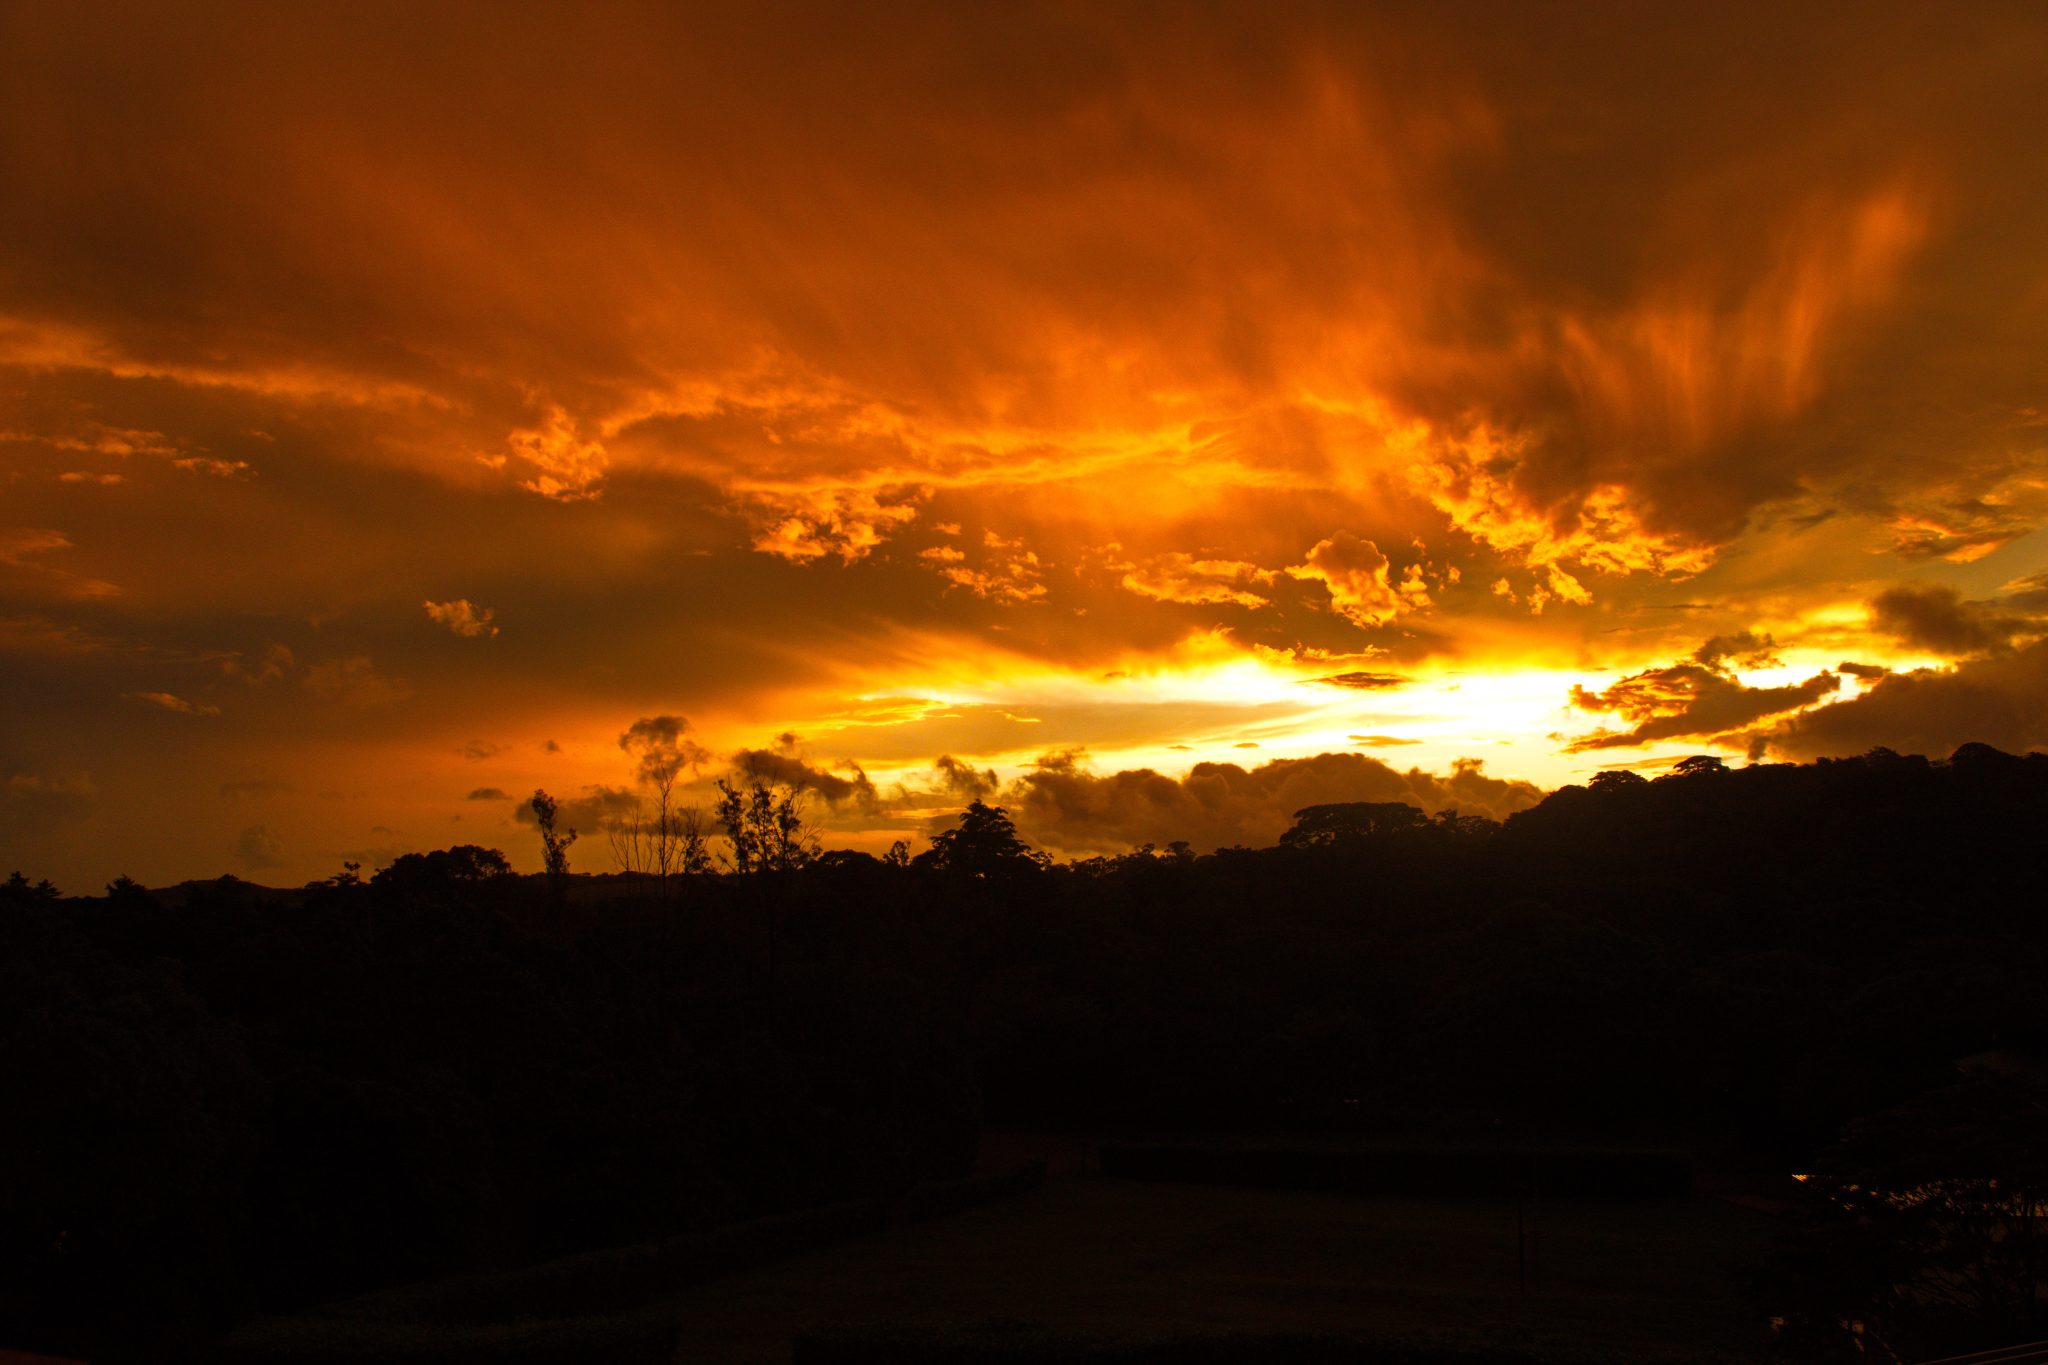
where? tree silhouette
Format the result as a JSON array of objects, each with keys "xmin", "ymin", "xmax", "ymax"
[
  {"xmin": 1429, "ymin": 809, "xmax": 1500, "ymax": 838},
  {"xmin": 530, "ymin": 789, "xmax": 577, "ymax": 896},
  {"xmin": 104, "ymin": 875, "xmax": 153, "ymax": 909},
  {"xmin": 915, "ymin": 800, "xmax": 1047, "ymax": 879},
  {"xmin": 674, "ymin": 804, "xmax": 714, "ymax": 878},
  {"xmin": 611, "ymin": 717, "xmax": 714, "ymax": 892},
  {"xmin": 3, "ymin": 871, "xmax": 61, "ymax": 905},
  {"xmin": 1278, "ymin": 800, "xmax": 1427, "ymax": 847},
  {"xmin": 370, "ymin": 844, "xmax": 511, "ymax": 894},
  {"xmin": 713, "ymin": 777, "xmax": 819, "ymax": 874},
  {"xmin": 607, "ymin": 796, "xmax": 712, "ymax": 889},
  {"xmin": 300, "ymin": 860, "xmax": 365, "ymax": 908}
]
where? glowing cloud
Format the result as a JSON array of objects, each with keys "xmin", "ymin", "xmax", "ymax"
[
  {"xmin": 1287, "ymin": 533, "xmax": 1428, "ymax": 629},
  {"xmin": 423, "ymin": 599, "xmax": 500, "ymax": 639},
  {"xmin": 129, "ymin": 690, "xmax": 221, "ymax": 717}
]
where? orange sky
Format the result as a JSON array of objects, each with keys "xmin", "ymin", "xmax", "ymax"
[{"xmin": 4, "ymin": 1, "xmax": 2047, "ymax": 886}]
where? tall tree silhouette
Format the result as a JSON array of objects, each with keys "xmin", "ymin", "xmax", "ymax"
[
  {"xmin": 529, "ymin": 789, "xmax": 576, "ymax": 901},
  {"xmin": 613, "ymin": 717, "xmax": 709, "ymax": 894}
]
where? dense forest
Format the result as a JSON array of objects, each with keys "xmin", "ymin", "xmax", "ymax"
[{"xmin": 4, "ymin": 744, "xmax": 2046, "ymax": 1361}]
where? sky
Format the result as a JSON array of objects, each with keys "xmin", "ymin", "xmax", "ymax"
[{"xmin": 4, "ymin": 1, "xmax": 2048, "ymax": 888}]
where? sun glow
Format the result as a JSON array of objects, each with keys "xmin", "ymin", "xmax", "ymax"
[{"xmin": 748, "ymin": 640, "xmax": 1609, "ymax": 797}]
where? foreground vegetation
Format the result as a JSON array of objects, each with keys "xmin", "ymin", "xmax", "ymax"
[{"xmin": 4, "ymin": 744, "xmax": 2046, "ymax": 1360}]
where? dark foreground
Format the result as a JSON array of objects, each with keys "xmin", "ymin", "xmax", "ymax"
[
  {"xmin": 5, "ymin": 744, "xmax": 2048, "ymax": 1360},
  {"xmin": 223, "ymin": 1166, "xmax": 1773, "ymax": 1364}
]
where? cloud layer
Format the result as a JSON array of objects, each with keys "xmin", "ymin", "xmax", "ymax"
[
  {"xmin": 1002, "ymin": 751, "xmax": 1544, "ymax": 857},
  {"xmin": 3, "ymin": 3, "xmax": 2047, "ymax": 884}
]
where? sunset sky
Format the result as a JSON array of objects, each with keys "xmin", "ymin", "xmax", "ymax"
[{"xmin": 5, "ymin": 1, "xmax": 2047, "ymax": 887}]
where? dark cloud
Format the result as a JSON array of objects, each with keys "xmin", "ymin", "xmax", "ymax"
[
  {"xmin": 1880, "ymin": 485, "xmax": 2048, "ymax": 564},
  {"xmin": 619, "ymin": 715, "xmax": 712, "ymax": 782},
  {"xmin": 1002, "ymin": 750, "xmax": 1543, "ymax": 856},
  {"xmin": 512, "ymin": 784, "xmax": 638, "ymax": 835},
  {"xmin": 1766, "ymin": 640, "xmax": 2048, "ymax": 761},
  {"xmin": 1307, "ymin": 671, "xmax": 1406, "ymax": 691},
  {"xmin": 619, "ymin": 715, "xmax": 692, "ymax": 751},
  {"xmin": 2001, "ymin": 570, "xmax": 2048, "ymax": 613},
  {"xmin": 1567, "ymin": 653, "xmax": 1839, "ymax": 751},
  {"xmin": 931, "ymin": 754, "xmax": 998, "ymax": 801},
  {"xmin": 1350, "ymin": 734, "xmax": 1422, "ymax": 747},
  {"xmin": 1868, "ymin": 582, "xmax": 2034, "ymax": 656},
  {"xmin": 1692, "ymin": 631, "xmax": 1779, "ymax": 669},
  {"xmin": 732, "ymin": 742, "xmax": 881, "ymax": 813},
  {"xmin": 465, "ymin": 787, "xmax": 510, "ymax": 801}
]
